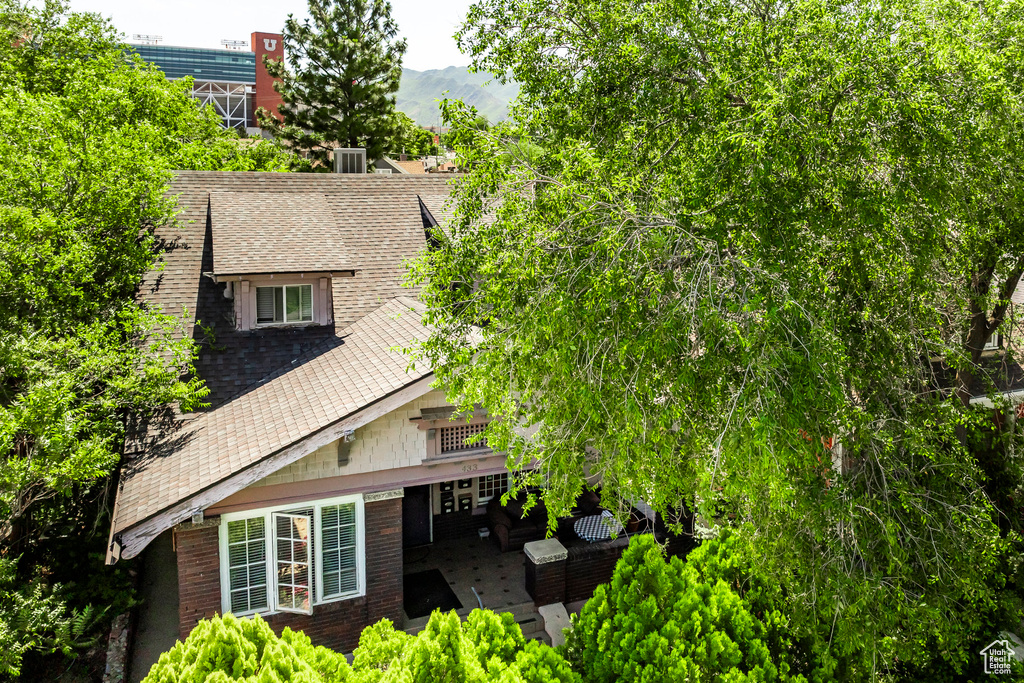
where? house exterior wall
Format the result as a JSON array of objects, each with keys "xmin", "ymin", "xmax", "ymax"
[
  {"xmin": 173, "ymin": 497, "xmax": 403, "ymax": 653},
  {"xmin": 249, "ymin": 390, "xmax": 451, "ymax": 489}
]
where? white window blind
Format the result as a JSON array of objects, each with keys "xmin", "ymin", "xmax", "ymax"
[
  {"xmin": 220, "ymin": 495, "xmax": 364, "ymax": 617},
  {"xmin": 226, "ymin": 517, "xmax": 268, "ymax": 614},
  {"xmin": 256, "ymin": 284, "xmax": 312, "ymax": 324},
  {"xmin": 273, "ymin": 512, "xmax": 313, "ymax": 614},
  {"xmin": 318, "ymin": 503, "xmax": 358, "ymax": 600}
]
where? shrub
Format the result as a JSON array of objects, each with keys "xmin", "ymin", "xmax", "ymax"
[
  {"xmin": 347, "ymin": 609, "xmax": 579, "ymax": 683},
  {"xmin": 142, "ymin": 613, "xmax": 348, "ymax": 683},
  {"xmin": 564, "ymin": 533, "xmax": 828, "ymax": 682}
]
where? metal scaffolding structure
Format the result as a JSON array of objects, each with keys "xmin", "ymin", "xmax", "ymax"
[{"xmin": 191, "ymin": 81, "xmax": 252, "ymax": 130}]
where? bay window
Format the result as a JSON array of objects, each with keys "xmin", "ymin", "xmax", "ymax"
[{"xmin": 219, "ymin": 495, "xmax": 364, "ymax": 616}]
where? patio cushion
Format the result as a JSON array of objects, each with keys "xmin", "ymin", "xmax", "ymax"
[{"xmin": 577, "ymin": 489, "xmax": 601, "ymax": 515}]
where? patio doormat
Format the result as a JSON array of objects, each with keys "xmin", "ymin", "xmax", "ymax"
[{"xmin": 403, "ymin": 569, "xmax": 463, "ymax": 618}]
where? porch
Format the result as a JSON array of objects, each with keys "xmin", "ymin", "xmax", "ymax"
[{"xmin": 400, "ymin": 534, "xmax": 535, "ymax": 632}]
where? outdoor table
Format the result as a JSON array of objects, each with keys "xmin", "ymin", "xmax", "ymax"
[{"xmin": 573, "ymin": 510, "xmax": 623, "ymax": 542}]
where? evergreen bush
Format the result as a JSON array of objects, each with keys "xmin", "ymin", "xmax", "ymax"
[
  {"xmin": 346, "ymin": 609, "xmax": 578, "ymax": 683},
  {"xmin": 142, "ymin": 613, "xmax": 348, "ymax": 683},
  {"xmin": 564, "ymin": 534, "xmax": 831, "ymax": 682}
]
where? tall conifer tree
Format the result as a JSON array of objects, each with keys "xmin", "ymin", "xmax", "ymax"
[{"xmin": 259, "ymin": 0, "xmax": 407, "ymax": 169}]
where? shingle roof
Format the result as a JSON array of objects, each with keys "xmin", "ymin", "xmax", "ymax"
[
  {"xmin": 209, "ymin": 191, "xmax": 351, "ymax": 275},
  {"xmin": 111, "ymin": 171, "xmax": 461, "ymax": 555},
  {"xmin": 112, "ymin": 297, "xmax": 432, "ymax": 537},
  {"xmin": 394, "ymin": 160, "xmax": 426, "ymax": 174},
  {"xmin": 142, "ymin": 171, "xmax": 455, "ymax": 407}
]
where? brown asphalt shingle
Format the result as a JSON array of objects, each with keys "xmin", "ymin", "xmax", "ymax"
[
  {"xmin": 114, "ymin": 171, "xmax": 459, "ymax": 545},
  {"xmin": 209, "ymin": 191, "xmax": 352, "ymax": 275},
  {"xmin": 113, "ymin": 297, "xmax": 432, "ymax": 536}
]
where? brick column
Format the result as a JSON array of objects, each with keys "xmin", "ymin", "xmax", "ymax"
[
  {"xmin": 524, "ymin": 538, "xmax": 567, "ymax": 607},
  {"xmin": 363, "ymin": 494, "xmax": 404, "ymax": 625},
  {"xmin": 174, "ymin": 521, "xmax": 222, "ymax": 640}
]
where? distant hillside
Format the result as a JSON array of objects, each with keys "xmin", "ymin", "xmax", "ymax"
[{"xmin": 397, "ymin": 66, "xmax": 519, "ymax": 127}]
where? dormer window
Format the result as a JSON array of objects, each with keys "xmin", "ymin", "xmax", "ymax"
[{"xmin": 256, "ymin": 284, "xmax": 313, "ymax": 325}]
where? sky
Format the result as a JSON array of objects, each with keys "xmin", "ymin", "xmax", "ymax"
[{"xmin": 67, "ymin": 0, "xmax": 477, "ymax": 72}]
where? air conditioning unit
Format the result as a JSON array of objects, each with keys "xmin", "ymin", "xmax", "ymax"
[
  {"xmin": 333, "ymin": 147, "xmax": 366, "ymax": 174},
  {"xmin": 374, "ymin": 168, "xmax": 392, "ymax": 175}
]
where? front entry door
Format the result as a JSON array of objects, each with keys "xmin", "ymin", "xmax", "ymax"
[{"xmin": 402, "ymin": 485, "xmax": 432, "ymax": 548}]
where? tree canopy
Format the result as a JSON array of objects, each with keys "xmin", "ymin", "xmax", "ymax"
[
  {"xmin": 142, "ymin": 610, "xmax": 578, "ymax": 683},
  {"xmin": 386, "ymin": 112, "xmax": 435, "ymax": 158},
  {"xmin": 259, "ymin": 0, "xmax": 407, "ymax": 167},
  {"xmin": 413, "ymin": 0, "xmax": 1024, "ymax": 670},
  {"xmin": 0, "ymin": 0, "xmax": 292, "ymax": 675}
]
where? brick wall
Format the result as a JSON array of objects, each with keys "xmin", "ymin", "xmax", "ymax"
[
  {"xmin": 175, "ymin": 523, "xmax": 222, "ymax": 639},
  {"xmin": 174, "ymin": 497, "xmax": 404, "ymax": 653},
  {"xmin": 564, "ymin": 538, "xmax": 629, "ymax": 603}
]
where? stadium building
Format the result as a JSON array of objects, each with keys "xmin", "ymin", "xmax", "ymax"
[{"xmin": 129, "ymin": 32, "xmax": 284, "ymax": 131}]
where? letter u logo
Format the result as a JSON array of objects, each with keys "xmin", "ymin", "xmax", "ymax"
[{"xmin": 264, "ymin": 38, "xmax": 277, "ymax": 51}]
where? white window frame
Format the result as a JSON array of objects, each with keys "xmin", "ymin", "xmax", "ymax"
[
  {"xmin": 983, "ymin": 331, "xmax": 1000, "ymax": 351},
  {"xmin": 476, "ymin": 472, "xmax": 509, "ymax": 506},
  {"xmin": 218, "ymin": 494, "xmax": 365, "ymax": 617},
  {"xmin": 255, "ymin": 283, "xmax": 314, "ymax": 326}
]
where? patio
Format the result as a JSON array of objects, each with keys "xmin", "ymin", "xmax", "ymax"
[{"xmin": 401, "ymin": 534, "xmax": 533, "ymax": 628}]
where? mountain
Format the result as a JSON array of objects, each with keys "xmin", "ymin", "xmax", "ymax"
[{"xmin": 397, "ymin": 66, "xmax": 519, "ymax": 127}]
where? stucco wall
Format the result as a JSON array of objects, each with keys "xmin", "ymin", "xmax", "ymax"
[{"xmin": 248, "ymin": 390, "xmax": 450, "ymax": 489}]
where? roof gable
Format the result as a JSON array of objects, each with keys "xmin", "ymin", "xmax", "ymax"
[
  {"xmin": 209, "ymin": 191, "xmax": 351, "ymax": 275},
  {"xmin": 111, "ymin": 297, "xmax": 434, "ymax": 560}
]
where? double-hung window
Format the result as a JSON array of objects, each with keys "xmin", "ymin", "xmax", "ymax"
[
  {"xmin": 219, "ymin": 495, "xmax": 364, "ymax": 616},
  {"xmin": 256, "ymin": 284, "xmax": 313, "ymax": 325}
]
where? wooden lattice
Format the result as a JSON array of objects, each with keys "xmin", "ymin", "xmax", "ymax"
[{"xmin": 439, "ymin": 423, "xmax": 488, "ymax": 453}]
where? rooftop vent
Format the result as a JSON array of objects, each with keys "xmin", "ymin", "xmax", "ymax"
[
  {"xmin": 374, "ymin": 168, "xmax": 392, "ymax": 175},
  {"xmin": 333, "ymin": 148, "xmax": 366, "ymax": 174}
]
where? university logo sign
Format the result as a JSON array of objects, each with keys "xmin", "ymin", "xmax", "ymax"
[
  {"xmin": 981, "ymin": 639, "xmax": 1016, "ymax": 675},
  {"xmin": 263, "ymin": 38, "xmax": 277, "ymax": 51}
]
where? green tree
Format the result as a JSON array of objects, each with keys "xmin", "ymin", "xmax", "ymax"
[
  {"xmin": 347, "ymin": 609, "xmax": 578, "ymax": 683},
  {"xmin": 143, "ymin": 610, "xmax": 577, "ymax": 683},
  {"xmin": 0, "ymin": 0, "xmax": 292, "ymax": 676},
  {"xmin": 386, "ymin": 112, "xmax": 435, "ymax": 158},
  {"xmin": 259, "ymin": 0, "xmax": 407, "ymax": 168},
  {"xmin": 412, "ymin": 0, "xmax": 1024, "ymax": 672},
  {"xmin": 142, "ymin": 613, "xmax": 347, "ymax": 683},
  {"xmin": 565, "ymin": 534, "xmax": 830, "ymax": 682}
]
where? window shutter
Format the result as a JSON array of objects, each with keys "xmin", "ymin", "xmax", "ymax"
[
  {"xmin": 300, "ymin": 285, "xmax": 313, "ymax": 321},
  {"xmin": 256, "ymin": 287, "xmax": 276, "ymax": 324},
  {"xmin": 225, "ymin": 518, "xmax": 268, "ymax": 613},
  {"xmin": 273, "ymin": 512, "xmax": 313, "ymax": 614},
  {"xmin": 319, "ymin": 503, "xmax": 358, "ymax": 599}
]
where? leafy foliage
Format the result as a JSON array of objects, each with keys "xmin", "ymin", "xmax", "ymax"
[
  {"xmin": 142, "ymin": 613, "xmax": 347, "ymax": 683},
  {"xmin": 259, "ymin": 0, "xmax": 407, "ymax": 167},
  {"xmin": 144, "ymin": 610, "xmax": 578, "ymax": 683},
  {"xmin": 565, "ymin": 534, "xmax": 826, "ymax": 682},
  {"xmin": 386, "ymin": 112, "xmax": 435, "ymax": 158},
  {"xmin": 412, "ymin": 0, "xmax": 1024, "ymax": 670},
  {"xmin": 0, "ymin": 558, "xmax": 104, "ymax": 679},
  {"xmin": 0, "ymin": 0, "xmax": 293, "ymax": 677},
  {"xmin": 347, "ymin": 609, "xmax": 578, "ymax": 683}
]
